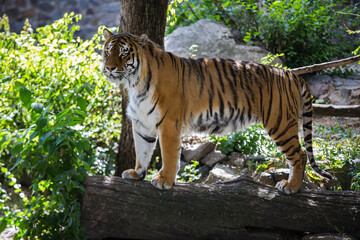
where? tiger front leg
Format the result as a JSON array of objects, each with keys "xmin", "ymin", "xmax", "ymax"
[
  {"xmin": 122, "ymin": 121, "xmax": 157, "ymax": 180},
  {"xmin": 151, "ymin": 123, "xmax": 181, "ymax": 190}
]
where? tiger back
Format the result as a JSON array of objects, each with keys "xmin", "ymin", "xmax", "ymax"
[{"xmin": 102, "ymin": 29, "xmax": 332, "ymax": 194}]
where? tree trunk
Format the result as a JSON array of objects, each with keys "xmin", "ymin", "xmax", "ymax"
[
  {"xmin": 115, "ymin": 0, "xmax": 168, "ymax": 176},
  {"xmin": 81, "ymin": 176, "xmax": 360, "ymax": 240}
]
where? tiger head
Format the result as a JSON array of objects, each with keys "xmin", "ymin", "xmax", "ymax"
[{"xmin": 102, "ymin": 29, "xmax": 148, "ymax": 87}]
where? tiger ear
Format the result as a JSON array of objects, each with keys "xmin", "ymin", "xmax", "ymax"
[
  {"xmin": 138, "ymin": 34, "xmax": 148, "ymax": 47},
  {"xmin": 103, "ymin": 28, "xmax": 113, "ymax": 40}
]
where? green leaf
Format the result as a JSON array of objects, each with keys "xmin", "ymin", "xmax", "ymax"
[
  {"xmin": 19, "ymin": 86, "xmax": 32, "ymax": 106},
  {"xmin": 56, "ymin": 135, "xmax": 66, "ymax": 147},
  {"xmin": 36, "ymin": 117, "xmax": 48, "ymax": 130},
  {"xmin": 10, "ymin": 141, "xmax": 23, "ymax": 156},
  {"xmin": 31, "ymin": 102, "xmax": 44, "ymax": 113},
  {"xmin": 83, "ymin": 140, "xmax": 90, "ymax": 151},
  {"xmin": 76, "ymin": 96, "xmax": 87, "ymax": 111},
  {"xmin": 83, "ymin": 84, "xmax": 92, "ymax": 95},
  {"xmin": 0, "ymin": 219, "xmax": 7, "ymax": 233},
  {"xmin": 39, "ymin": 131, "xmax": 52, "ymax": 146},
  {"xmin": 1, "ymin": 75, "xmax": 12, "ymax": 83},
  {"xmin": 45, "ymin": 139, "xmax": 56, "ymax": 155}
]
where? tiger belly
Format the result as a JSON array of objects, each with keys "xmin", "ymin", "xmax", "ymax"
[{"xmin": 184, "ymin": 108, "xmax": 256, "ymax": 136}]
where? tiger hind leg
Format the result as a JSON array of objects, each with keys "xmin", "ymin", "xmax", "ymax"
[{"xmin": 266, "ymin": 123, "xmax": 307, "ymax": 194}]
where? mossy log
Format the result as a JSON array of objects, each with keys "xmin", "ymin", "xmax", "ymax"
[{"xmin": 81, "ymin": 175, "xmax": 360, "ymax": 240}]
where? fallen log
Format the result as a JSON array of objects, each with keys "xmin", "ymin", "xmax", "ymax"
[
  {"xmin": 81, "ymin": 175, "xmax": 360, "ymax": 240},
  {"xmin": 313, "ymin": 104, "xmax": 360, "ymax": 117},
  {"xmin": 291, "ymin": 54, "xmax": 360, "ymax": 75}
]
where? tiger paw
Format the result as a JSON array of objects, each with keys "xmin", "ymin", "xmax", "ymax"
[
  {"xmin": 151, "ymin": 172, "xmax": 174, "ymax": 190},
  {"xmin": 122, "ymin": 169, "xmax": 144, "ymax": 180},
  {"xmin": 275, "ymin": 179, "xmax": 301, "ymax": 194}
]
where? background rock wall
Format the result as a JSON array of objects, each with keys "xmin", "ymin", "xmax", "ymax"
[{"xmin": 0, "ymin": 0, "xmax": 121, "ymax": 39}]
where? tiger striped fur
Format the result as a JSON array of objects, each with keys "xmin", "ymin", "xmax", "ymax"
[{"xmin": 102, "ymin": 29, "xmax": 332, "ymax": 194}]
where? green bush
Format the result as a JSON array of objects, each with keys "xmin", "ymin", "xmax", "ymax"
[
  {"xmin": 0, "ymin": 13, "xmax": 120, "ymax": 239},
  {"xmin": 211, "ymin": 122, "xmax": 360, "ymax": 191},
  {"xmin": 167, "ymin": 0, "xmax": 360, "ymax": 67},
  {"xmin": 211, "ymin": 125, "xmax": 266, "ymax": 155},
  {"xmin": 313, "ymin": 122, "xmax": 360, "ymax": 191},
  {"xmin": 177, "ymin": 160, "xmax": 201, "ymax": 182}
]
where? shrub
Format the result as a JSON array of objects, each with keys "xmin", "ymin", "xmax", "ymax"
[
  {"xmin": 211, "ymin": 122, "xmax": 360, "ymax": 191},
  {"xmin": 211, "ymin": 125, "xmax": 267, "ymax": 155},
  {"xmin": 0, "ymin": 13, "xmax": 120, "ymax": 238},
  {"xmin": 167, "ymin": 0, "xmax": 360, "ymax": 67}
]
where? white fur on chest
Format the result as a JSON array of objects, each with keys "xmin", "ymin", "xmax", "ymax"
[{"xmin": 126, "ymin": 87, "xmax": 159, "ymax": 134}]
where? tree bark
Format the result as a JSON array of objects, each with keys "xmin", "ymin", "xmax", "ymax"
[
  {"xmin": 313, "ymin": 104, "xmax": 360, "ymax": 117},
  {"xmin": 115, "ymin": 0, "xmax": 168, "ymax": 176},
  {"xmin": 81, "ymin": 176, "xmax": 360, "ymax": 240}
]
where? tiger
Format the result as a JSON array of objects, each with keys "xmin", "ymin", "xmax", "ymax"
[{"xmin": 101, "ymin": 28, "xmax": 333, "ymax": 194}]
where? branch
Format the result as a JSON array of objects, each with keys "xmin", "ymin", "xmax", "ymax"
[
  {"xmin": 291, "ymin": 55, "xmax": 360, "ymax": 75},
  {"xmin": 81, "ymin": 176, "xmax": 360, "ymax": 239},
  {"xmin": 313, "ymin": 104, "xmax": 360, "ymax": 117}
]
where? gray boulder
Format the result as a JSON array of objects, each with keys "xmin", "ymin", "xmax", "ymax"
[
  {"xmin": 165, "ymin": 19, "xmax": 282, "ymax": 64},
  {"xmin": 203, "ymin": 163, "xmax": 238, "ymax": 183},
  {"xmin": 200, "ymin": 150, "xmax": 227, "ymax": 168},
  {"xmin": 182, "ymin": 142, "xmax": 216, "ymax": 163}
]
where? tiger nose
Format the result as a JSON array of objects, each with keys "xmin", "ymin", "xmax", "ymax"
[{"xmin": 106, "ymin": 66, "xmax": 116, "ymax": 72}]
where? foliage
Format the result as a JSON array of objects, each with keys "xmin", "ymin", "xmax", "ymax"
[
  {"xmin": 211, "ymin": 122, "xmax": 360, "ymax": 191},
  {"xmin": 260, "ymin": 53, "xmax": 289, "ymax": 69},
  {"xmin": 348, "ymin": 29, "xmax": 360, "ymax": 56},
  {"xmin": 167, "ymin": 0, "xmax": 360, "ymax": 68},
  {"xmin": 177, "ymin": 160, "xmax": 201, "ymax": 182},
  {"xmin": 211, "ymin": 125, "xmax": 265, "ymax": 155},
  {"xmin": 313, "ymin": 122, "xmax": 360, "ymax": 191},
  {"xmin": 0, "ymin": 13, "xmax": 120, "ymax": 238},
  {"xmin": 145, "ymin": 160, "xmax": 201, "ymax": 183}
]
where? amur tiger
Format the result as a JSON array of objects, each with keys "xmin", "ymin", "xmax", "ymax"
[{"xmin": 101, "ymin": 29, "xmax": 332, "ymax": 194}]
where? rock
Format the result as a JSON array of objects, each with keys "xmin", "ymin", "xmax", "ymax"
[
  {"xmin": 245, "ymin": 154, "xmax": 266, "ymax": 162},
  {"xmin": 258, "ymin": 169, "xmax": 323, "ymax": 190},
  {"xmin": 178, "ymin": 160, "xmax": 188, "ymax": 174},
  {"xmin": 306, "ymin": 74, "xmax": 332, "ymax": 85},
  {"xmin": 308, "ymin": 83, "xmax": 329, "ymax": 98},
  {"xmin": 332, "ymin": 162, "xmax": 353, "ymax": 190},
  {"xmin": 302, "ymin": 175, "xmax": 321, "ymax": 190},
  {"xmin": 182, "ymin": 142, "xmax": 216, "ymax": 163},
  {"xmin": 203, "ymin": 163, "xmax": 238, "ymax": 183},
  {"xmin": 227, "ymin": 152, "xmax": 246, "ymax": 168},
  {"xmin": 328, "ymin": 90, "xmax": 349, "ymax": 105},
  {"xmin": 38, "ymin": 3, "xmax": 54, "ymax": 12},
  {"xmin": 194, "ymin": 165, "xmax": 210, "ymax": 183},
  {"xmin": 165, "ymin": 19, "xmax": 282, "ymax": 64},
  {"xmin": 349, "ymin": 89, "xmax": 360, "ymax": 105},
  {"xmin": 200, "ymin": 150, "xmax": 227, "ymax": 168},
  {"xmin": 259, "ymin": 172, "xmax": 275, "ymax": 186},
  {"xmin": 21, "ymin": 9, "xmax": 36, "ymax": 18},
  {"xmin": 333, "ymin": 76, "xmax": 344, "ymax": 88},
  {"xmin": 269, "ymin": 168, "xmax": 289, "ymax": 182}
]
